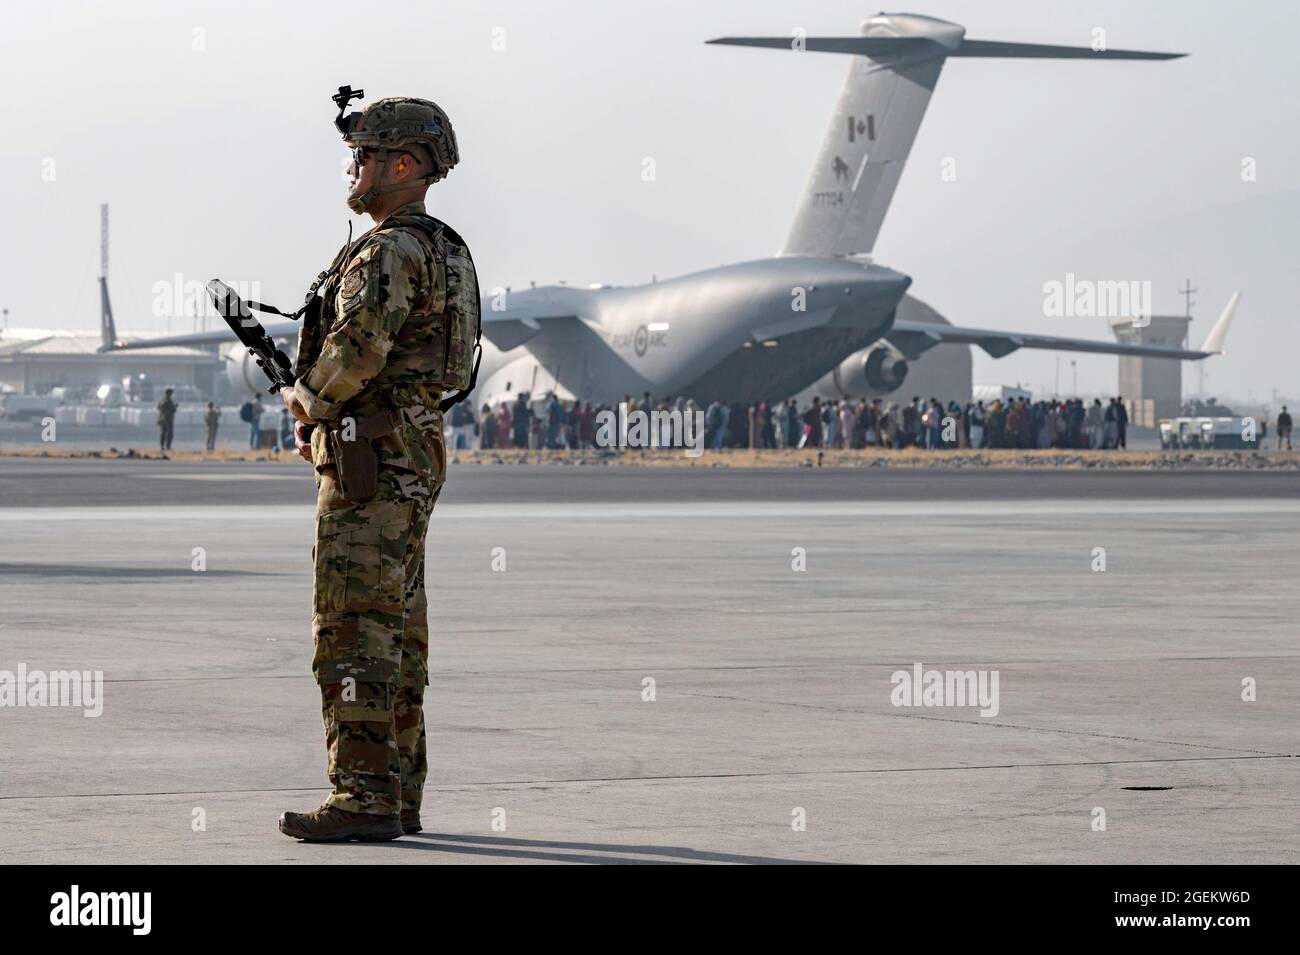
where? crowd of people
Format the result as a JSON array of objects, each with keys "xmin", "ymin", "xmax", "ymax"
[
  {"xmin": 456, "ymin": 391, "xmax": 1142, "ymax": 451},
  {"xmin": 459, "ymin": 392, "xmax": 601, "ymax": 450},
  {"xmin": 171, "ymin": 391, "xmax": 1294, "ymax": 454}
]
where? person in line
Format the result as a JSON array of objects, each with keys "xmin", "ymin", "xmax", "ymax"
[
  {"xmin": 800, "ymin": 397, "xmax": 821, "ymax": 449},
  {"xmin": 204, "ymin": 401, "xmax": 221, "ymax": 451},
  {"xmin": 278, "ymin": 407, "xmax": 293, "ymax": 452},
  {"xmin": 512, "ymin": 393, "xmax": 531, "ymax": 448},
  {"xmin": 248, "ymin": 395, "xmax": 264, "ymax": 450},
  {"xmin": 968, "ymin": 401, "xmax": 985, "ymax": 449}
]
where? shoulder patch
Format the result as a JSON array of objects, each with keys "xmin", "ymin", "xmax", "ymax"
[{"xmin": 341, "ymin": 264, "xmax": 366, "ymax": 299}]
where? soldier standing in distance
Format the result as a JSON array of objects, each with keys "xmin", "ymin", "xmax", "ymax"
[
  {"xmin": 156, "ymin": 387, "xmax": 176, "ymax": 452},
  {"xmin": 278, "ymin": 92, "xmax": 480, "ymax": 842},
  {"xmin": 204, "ymin": 401, "xmax": 220, "ymax": 451}
]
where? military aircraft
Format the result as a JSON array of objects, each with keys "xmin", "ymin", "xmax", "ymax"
[{"xmin": 108, "ymin": 13, "xmax": 1237, "ymax": 409}]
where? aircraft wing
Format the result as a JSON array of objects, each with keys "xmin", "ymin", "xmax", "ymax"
[
  {"xmin": 481, "ymin": 302, "xmax": 581, "ymax": 351},
  {"xmin": 886, "ymin": 293, "xmax": 1240, "ymax": 361},
  {"xmin": 101, "ymin": 322, "xmax": 300, "ymax": 352},
  {"xmin": 103, "ymin": 289, "xmax": 583, "ymax": 355},
  {"xmin": 480, "ymin": 287, "xmax": 594, "ymax": 351}
]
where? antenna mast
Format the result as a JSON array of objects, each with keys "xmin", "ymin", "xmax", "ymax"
[{"xmin": 1178, "ymin": 278, "xmax": 1201, "ymax": 397}]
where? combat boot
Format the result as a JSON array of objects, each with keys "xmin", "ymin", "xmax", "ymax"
[
  {"xmin": 278, "ymin": 805, "xmax": 402, "ymax": 842},
  {"xmin": 401, "ymin": 809, "xmax": 422, "ymax": 834}
]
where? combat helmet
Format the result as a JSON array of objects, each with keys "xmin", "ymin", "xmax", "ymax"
[{"xmin": 332, "ymin": 86, "xmax": 459, "ymax": 212}]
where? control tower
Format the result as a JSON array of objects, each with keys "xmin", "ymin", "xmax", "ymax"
[{"xmin": 1108, "ymin": 314, "xmax": 1193, "ymax": 426}]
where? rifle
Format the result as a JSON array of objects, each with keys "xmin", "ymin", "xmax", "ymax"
[{"xmin": 206, "ymin": 279, "xmax": 297, "ymax": 395}]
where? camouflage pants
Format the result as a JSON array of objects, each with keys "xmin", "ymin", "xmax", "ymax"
[{"xmin": 312, "ymin": 465, "xmax": 440, "ymax": 816}]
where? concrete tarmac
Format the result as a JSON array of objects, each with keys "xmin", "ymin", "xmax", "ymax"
[
  {"xmin": 1, "ymin": 456, "xmax": 1298, "ymax": 507},
  {"xmin": 0, "ymin": 461, "xmax": 1296, "ymax": 864}
]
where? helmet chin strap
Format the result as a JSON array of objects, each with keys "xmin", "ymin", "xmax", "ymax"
[{"xmin": 347, "ymin": 148, "xmax": 439, "ymax": 214}]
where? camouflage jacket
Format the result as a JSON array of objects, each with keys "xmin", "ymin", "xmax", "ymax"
[{"xmin": 292, "ymin": 201, "xmax": 478, "ymax": 478}]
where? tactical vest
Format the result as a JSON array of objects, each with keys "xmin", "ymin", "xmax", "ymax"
[{"xmin": 295, "ymin": 214, "xmax": 481, "ymax": 411}]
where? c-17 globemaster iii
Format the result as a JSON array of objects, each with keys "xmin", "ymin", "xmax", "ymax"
[{"xmin": 109, "ymin": 13, "xmax": 1238, "ymax": 408}]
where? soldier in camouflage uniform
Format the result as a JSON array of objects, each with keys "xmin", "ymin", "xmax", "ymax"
[{"xmin": 278, "ymin": 93, "xmax": 480, "ymax": 842}]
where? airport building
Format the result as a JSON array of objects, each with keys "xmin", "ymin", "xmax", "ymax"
[
  {"xmin": 1109, "ymin": 314, "xmax": 1192, "ymax": 427},
  {"xmin": 0, "ymin": 330, "xmax": 222, "ymax": 399}
]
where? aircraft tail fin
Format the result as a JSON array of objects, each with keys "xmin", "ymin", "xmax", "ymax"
[
  {"xmin": 98, "ymin": 203, "xmax": 119, "ymax": 350},
  {"xmin": 99, "ymin": 276, "xmax": 117, "ymax": 350},
  {"xmin": 707, "ymin": 14, "xmax": 1184, "ymax": 258},
  {"xmin": 1199, "ymin": 292, "xmax": 1240, "ymax": 354}
]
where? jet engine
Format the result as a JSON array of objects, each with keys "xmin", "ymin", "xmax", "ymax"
[
  {"xmin": 862, "ymin": 345, "xmax": 909, "ymax": 393},
  {"xmin": 224, "ymin": 345, "xmax": 272, "ymax": 395},
  {"xmin": 830, "ymin": 343, "xmax": 909, "ymax": 396}
]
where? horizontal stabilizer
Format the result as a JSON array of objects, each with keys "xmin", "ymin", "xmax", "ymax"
[
  {"xmin": 706, "ymin": 36, "xmax": 1185, "ymax": 60},
  {"xmin": 707, "ymin": 36, "xmax": 941, "ymax": 57},
  {"xmin": 951, "ymin": 39, "xmax": 1185, "ymax": 60}
]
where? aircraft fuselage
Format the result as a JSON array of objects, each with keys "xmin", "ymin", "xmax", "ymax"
[{"xmin": 477, "ymin": 255, "xmax": 911, "ymax": 407}]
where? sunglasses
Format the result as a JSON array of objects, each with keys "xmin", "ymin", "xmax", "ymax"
[{"xmin": 350, "ymin": 145, "xmax": 425, "ymax": 173}]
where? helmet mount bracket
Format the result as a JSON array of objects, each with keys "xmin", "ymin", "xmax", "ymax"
[{"xmin": 332, "ymin": 85, "xmax": 365, "ymax": 137}]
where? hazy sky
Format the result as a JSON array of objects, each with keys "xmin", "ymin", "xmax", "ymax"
[{"xmin": 2, "ymin": 0, "xmax": 1296, "ymax": 401}]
